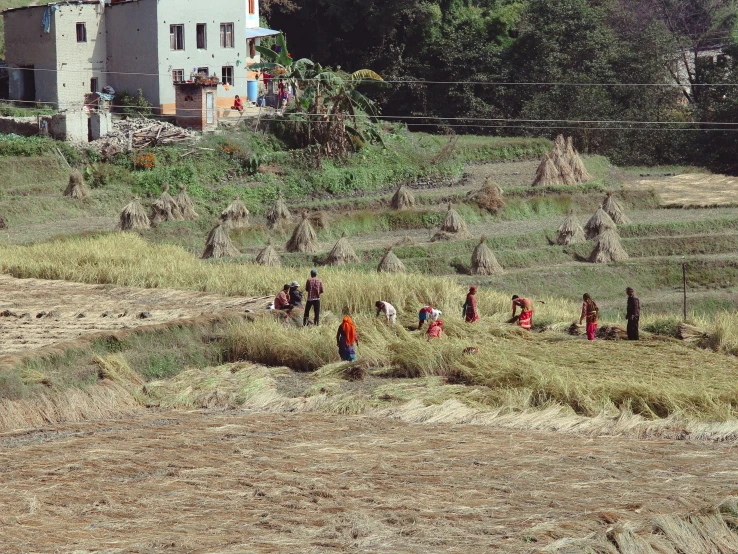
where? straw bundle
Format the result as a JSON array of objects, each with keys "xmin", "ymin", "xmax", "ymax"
[
  {"xmin": 470, "ymin": 178, "xmax": 505, "ymax": 213},
  {"xmin": 325, "ymin": 232, "xmax": 358, "ymax": 266},
  {"xmin": 202, "ymin": 223, "xmax": 240, "ymax": 259},
  {"xmin": 221, "ymin": 196, "xmax": 249, "ymax": 229},
  {"xmin": 266, "ymin": 192, "xmax": 291, "ymax": 228},
  {"xmin": 377, "ymin": 248, "xmax": 406, "ymax": 273},
  {"xmin": 471, "ymin": 236, "xmax": 503, "ymax": 276},
  {"xmin": 564, "ymin": 137, "xmax": 576, "ymax": 167},
  {"xmin": 553, "ymin": 134, "xmax": 566, "ymax": 155},
  {"xmin": 584, "ymin": 206, "xmax": 616, "ymax": 240},
  {"xmin": 677, "ymin": 323, "xmax": 708, "ymax": 342},
  {"xmin": 589, "ymin": 229, "xmax": 629, "ymax": 263},
  {"xmin": 554, "ymin": 150, "xmax": 577, "ymax": 185},
  {"xmin": 532, "ymin": 153, "xmax": 560, "ymax": 186},
  {"xmin": 256, "ymin": 240, "xmax": 281, "ymax": 267},
  {"xmin": 556, "ymin": 211, "xmax": 586, "ymax": 245},
  {"xmin": 440, "ymin": 203, "xmax": 468, "ymax": 234},
  {"xmin": 309, "ymin": 211, "xmax": 330, "ymax": 230},
  {"xmin": 64, "ymin": 169, "xmax": 89, "ymax": 199},
  {"xmin": 286, "ymin": 212, "xmax": 318, "ymax": 253},
  {"xmin": 118, "ymin": 198, "xmax": 150, "ymax": 231},
  {"xmin": 150, "ymin": 183, "xmax": 182, "ymax": 225},
  {"xmin": 569, "ymin": 138, "xmax": 593, "ymax": 183},
  {"xmin": 391, "ymin": 184, "xmax": 415, "ymax": 210},
  {"xmin": 602, "ymin": 192, "xmax": 631, "ymax": 224},
  {"xmin": 597, "ymin": 324, "xmax": 628, "ymax": 340},
  {"xmin": 175, "ymin": 185, "xmax": 198, "ymax": 221}
]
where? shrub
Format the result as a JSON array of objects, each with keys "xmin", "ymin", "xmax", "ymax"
[{"xmin": 113, "ymin": 88, "xmax": 153, "ymax": 116}]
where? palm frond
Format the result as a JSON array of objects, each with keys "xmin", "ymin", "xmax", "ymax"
[
  {"xmin": 350, "ymin": 69, "xmax": 383, "ymax": 83},
  {"xmin": 255, "ymin": 45, "xmax": 278, "ymax": 61}
]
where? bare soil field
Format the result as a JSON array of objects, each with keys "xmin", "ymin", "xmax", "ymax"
[
  {"xmin": 0, "ymin": 275, "xmax": 269, "ymax": 356},
  {"xmin": 627, "ymin": 173, "xmax": 738, "ymax": 207},
  {"xmin": 0, "ymin": 409, "xmax": 737, "ymax": 554}
]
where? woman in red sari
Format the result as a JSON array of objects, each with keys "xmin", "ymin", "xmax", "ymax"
[
  {"xmin": 579, "ymin": 293, "xmax": 598, "ymax": 340},
  {"xmin": 464, "ymin": 286, "xmax": 479, "ymax": 323}
]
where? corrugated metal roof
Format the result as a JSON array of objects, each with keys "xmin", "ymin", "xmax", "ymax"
[{"xmin": 245, "ymin": 27, "xmax": 279, "ymax": 39}]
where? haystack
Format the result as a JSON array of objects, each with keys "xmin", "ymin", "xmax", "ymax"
[
  {"xmin": 589, "ymin": 229, "xmax": 628, "ymax": 263},
  {"xmin": 64, "ymin": 169, "xmax": 89, "ymax": 199},
  {"xmin": 150, "ymin": 183, "xmax": 182, "ymax": 225},
  {"xmin": 202, "ymin": 223, "xmax": 240, "ymax": 259},
  {"xmin": 532, "ymin": 153, "xmax": 560, "ymax": 187},
  {"xmin": 440, "ymin": 203, "xmax": 468, "ymax": 234},
  {"xmin": 568, "ymin": 137, "xmax": 593, "ymax": 183},
  {"xmin": 377, "ymin": 248, "xmax": 405, "ymax": 273},
  {"xmin": 266, "ymin": 192, "xmax": 291, "ymax": 228},
  {"xmin": 553, "ymin": 150, "xmax": 577, "ymax": 185},
  {"xmin": 310, "ymin": 211, "xmax": 330, "ymax": 230},
  {"xmin": 175, "ymin": 185, "xmax": 198, "ymax": 221},
  {"xmin": 325, "ymin": 232, "xmax": 358, "ymax": 266},
  {"xmin": 470, "ymin": 178, "xmax": 505, "ymax": 213},
  {"xmin": 471, "ymin": 236, "xmax": 503, "ymax": 276},
  {"xmin": 602, "ymin": 192, "xmax": 631, "ymax": 224},
  {"xmin": 556, "ymin": 211, "xmax": 586, "ymax": 245},
  {"xmin": 391, "ymin": 184, "xmax": 415, "ymax": 210},
  {"xmin": 584, "ymin": 206, "xmax": 616, "ymax": 240},
  {"xmin": 221, "ymin": 196, "xmax": 249, "ymax": 229},
  {"xmin": 256, "ymin": 240, "xmax": 281, "ymax": 267},
  {"xmin": 286, "ymin": 212, "xmax": 318, "ymax": 253},
  {"xmin": 118, "ymin": 198, "xmax": 150, "ymax": 231},
  {"xmin": 553, "ymin": 134, "xmax": 567, "ymax": 155}
]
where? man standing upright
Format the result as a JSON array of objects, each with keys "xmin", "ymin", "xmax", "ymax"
[
  {"xmin": 626, "ymin": 287, "xmax": 640, "ymax": 340},
  {"xmin": 304, "ymin": 269, "xmax": 324, "ymax": 326}
]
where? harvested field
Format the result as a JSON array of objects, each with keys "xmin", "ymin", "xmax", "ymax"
[
  {"xmin": 627, "ymin": 173, "xmax": 738, "ymax": 207},
  {"xmin": 0, "ymin": 409, "xmax": 737, "ymax": 553},
  {"xmin": 0, "ymin": 275, "xmax": 269, "ymax": 356}
]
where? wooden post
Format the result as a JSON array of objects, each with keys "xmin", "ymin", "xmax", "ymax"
[{"xmin": 682, "ymin": 261, "xmax": 687, "ymax": 320}]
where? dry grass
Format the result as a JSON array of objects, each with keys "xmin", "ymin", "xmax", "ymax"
[
  {"xmin": 377, "ymin": 248, "xmax": 406, "ymax": 273},
  {"xmin": 471, "ymin": 236, "xmax": 503, "ymax": 276},
  {"xmin": 557, "ymin": 212, "xmax": 586, "ymax": 245},
  {"xmin": 150, "ymin": 184, "xmax": 182, "ymax": 225},
  {"xmin": 255, "ymin": 241, "xmax": 281, "ymax": 266},
  {"xmin": 286, "ymin": 213, "xmax": 318, "ymax": 253},
  {"xmin": 585, "ymin": 206, "xmax": 617, "ymax": 240},
  {"xmin": 391, "ymin": 184, "xmax": 415, "ymax": 209},
  {"xmin": 118, "ymin": 198, "xmax": 150, "ymax": 231},
  {"xmin": 325, "ymin": 232, "xmax": 359, "ymax": 266},
  {"xmin": 63, "ymin": 169, "xmax": 89, "ymax": 200},
  {"xmin": 589, "ymin": 229, "xmax": 629, "ymax": 263},
  {"xmin": 266, "ymin": 192, "xmax": 291, "ymax": 228},
  {"xmin": 174, "ymin": 185, "xmax": 198, "ymax": 221},
  {"xmin": 220, "ymin": 196, "xmax": 249, "ymax": 229},
  {"xmin": 202, "ymin": 223, "xmax": 240, "ymax": 259}
]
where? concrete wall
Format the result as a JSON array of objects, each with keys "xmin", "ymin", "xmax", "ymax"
[
  {"xmin": 53, "ymin": 3, "xmax": 107, "ymax": 109},
  {"xmin": 105, "ymin": 0, "xmax": 160, "ymax": 107},
  {"xmin": 0, "ymin": 116, "xmax": 41, "ymax": 137},
  {"xmin": 4, "ymin": 6, "xmax": 58, "ymax": 105},
  {"xmin": 49, "ymin": 111, "xmax": 89, "ymax": 143},
  {"xmin": 155, "ymin": 0, "xmax": 249, "ymax": 114}
]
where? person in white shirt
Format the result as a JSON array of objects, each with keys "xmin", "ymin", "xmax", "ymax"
[
  {"xmin": 417, "ymin": 305, "xmax": 442, "ymax": 330},
  {"xmin": 375, "ymin": 300, "xmax": 397, "ymax": 325}
]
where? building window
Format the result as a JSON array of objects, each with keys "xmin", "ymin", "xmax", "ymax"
[
  {"xmin": 248, "ymin": 39, "xmax": 256, "ymax": 58},
  {"xmin": 172, "ymin": 69, "xmax": 184, "ymax": 82},
  {"xmin": 220, "ymin": 23, "xmax": 234, "ymax": 48},
  {"xmin": 248, "ymin": 0, "xmax": 255, "ymax": 14},
  {"xmin": 221, "ymin": 66, "xmax": 234, "ymax": 86},
  {"xmin": 197, "ymin": 67, "xmax": 209, "ymax": 76},
  {"xmin": 196, "ymin": 23, "xmax": 207, "ymax": 49},
  {"xmin": 170, "ymin": 24, "xmax": 184, "ymax": 50},
  {"xmin": 90, "ymin": 78, "xmax": 98, "ymax": 93},
  {"xmin": 76, "ymin": 23, "xmax": 87, "ymax": 43}
]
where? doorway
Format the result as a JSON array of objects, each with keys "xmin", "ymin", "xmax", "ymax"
[
  {"xmin": 19, "ymin": 66, "xmax": 35, "ymax": 102},
  {"xmin": 206, "ymin": 92, "xmax": 214, "ymax": 125}
]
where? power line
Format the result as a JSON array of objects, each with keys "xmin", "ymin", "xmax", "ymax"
[{"xmin": 7, "ymin": 65, "xmax": 738, "ymax": 87}]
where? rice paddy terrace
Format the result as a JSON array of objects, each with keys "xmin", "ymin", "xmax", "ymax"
[{"xmin": 4, "ymin": 140, "xmax": 738, "ymax": 553}]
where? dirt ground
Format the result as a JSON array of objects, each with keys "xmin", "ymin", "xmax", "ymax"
[
  {"xmin": 0, "ymin": 409, "xmax": 736, "ymax": 553},
  {"xmin": 0, "ymin": 275, "xmax": 269, "ymax": 356},
  {"xmin": 626, "ymin": 173, "xmax": 738, "ymax": 207}
]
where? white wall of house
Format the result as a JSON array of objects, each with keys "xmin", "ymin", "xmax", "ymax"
[
  {"xmin": 53, "ymin": 3, "xmax": 107, "ymax": 109},
  {"xmin": 105, "ymin": 0, "xmax": 160, "ymax": 107},
  {"xmin": 154, "ymin": 0, "xmax": 251, "ymax": 113},
  {"xmin": 4, "ymin": 6, "xmax": 58, "ymax": 105}
]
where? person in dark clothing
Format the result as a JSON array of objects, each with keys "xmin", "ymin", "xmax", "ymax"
[
  {"xmin": 304, "ymin": 269, "xmax": 324, "ymax": 326},
  {"xmin": 626, "ymin": 287, "xmax": 640, "ymax": 340},
  {"xmin": 289, "ymin": 280, "xmax": 303, "ymax": 308}
]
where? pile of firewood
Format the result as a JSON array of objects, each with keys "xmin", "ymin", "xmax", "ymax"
[{"xmin": 90, "ymin": 118, "xmax": 197, "ymax": 158}]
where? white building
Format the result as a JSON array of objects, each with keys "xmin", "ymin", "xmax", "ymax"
[{"xmin": 3, "ymin": 0, "xmax": 277, "ymax": 114}]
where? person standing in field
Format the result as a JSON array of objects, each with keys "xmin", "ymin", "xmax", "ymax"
[
  {"xmin": 464, "ymin": 286, "xmax": 480, "ymax": 323},
  {"xmin": 579, "ymin": 293, "xmax": 599, "ymax": 341},
  {"xmin": 626, "ymin": 287, "xmax": 640, "ymax": 340},
  {"xmin": 304, "ymin": 269, "xmax": 324, "ymax": 326},
  {"xmin": 375, "ymin": 300, "xmax": 397, "ymax": 325},
  {"xmin": 512, "ymin": 295, "xmax": 533, "ymax": 330},
  {"xmin": 417, "ymin": 305, "xmax": 442, "ymax": 330},
  {"xmin": 336, "ymin": 315, "xmax": 359, "ymax": 361}
]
